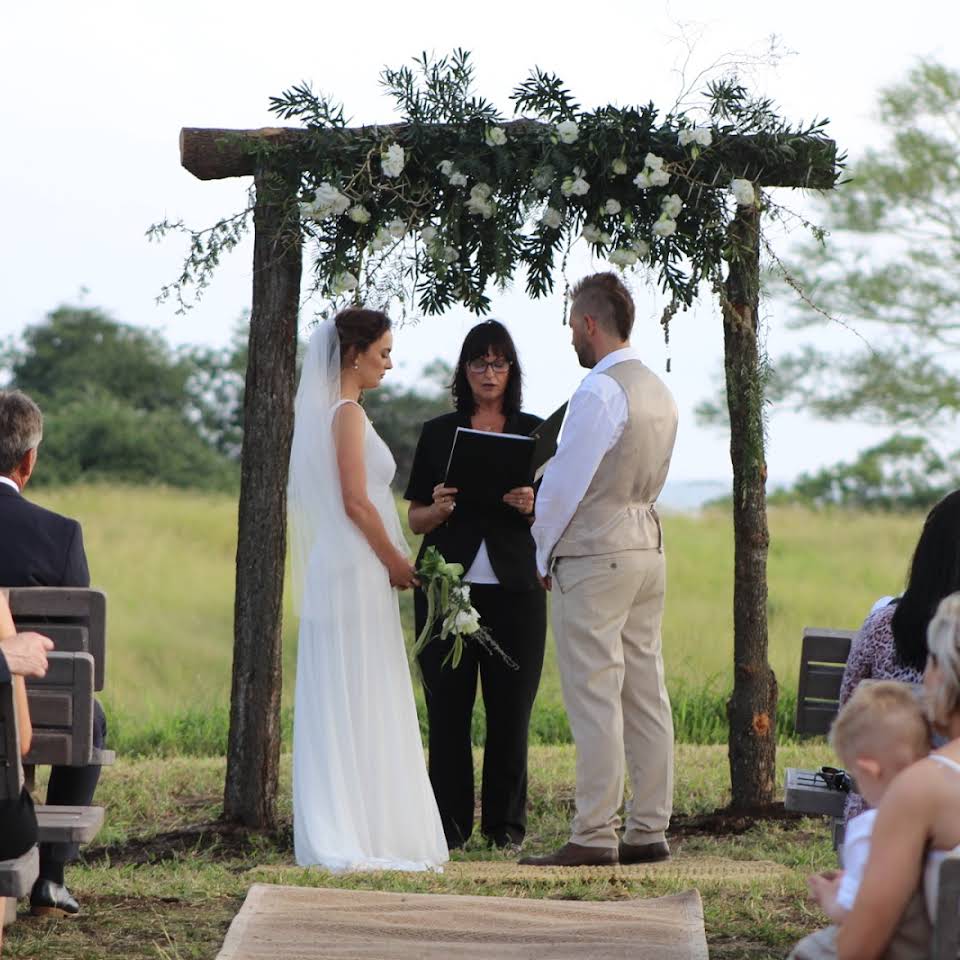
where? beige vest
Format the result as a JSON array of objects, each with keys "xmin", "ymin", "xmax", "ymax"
[{"xmin": 553, "ymin": 360, "xmax": 678, "ymax": 559}]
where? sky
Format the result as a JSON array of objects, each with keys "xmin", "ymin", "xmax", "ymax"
[{"xmin": 1, "ymin": 1, "xmax": 955, "ymax": 496}]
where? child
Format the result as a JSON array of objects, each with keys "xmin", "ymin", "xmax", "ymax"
[{"xmin": 788, "ymin": 680, "xmax": 931, "ymax": 959}]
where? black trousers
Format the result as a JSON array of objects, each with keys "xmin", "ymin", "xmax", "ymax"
[
  {"xmin": 416, "ymin": 584, "xmax": 546, "ymax": 848},
  {"xmin": 39, "ymin": 698, "xmax": 106, "ymax": 869},
  {"xmin": 0, "ymin": 789, "xmax": 37, "ymax": 861}
]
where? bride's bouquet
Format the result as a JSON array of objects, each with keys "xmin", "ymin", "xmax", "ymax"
[{"xmin": 412, "ymin": 547, "xmax": 517, "ymax": 669}]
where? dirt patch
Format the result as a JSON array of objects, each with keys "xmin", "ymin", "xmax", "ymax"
[
  {"xmin": 83, "ymin": 820, "xmax": 294, "ymax": 867},
  {"xmin": 668, "ymin": 803, "xmax": 807, "ymax": 838}
]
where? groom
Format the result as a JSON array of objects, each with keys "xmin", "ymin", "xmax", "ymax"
[{"xmin": 522, "ymin": 272, "xmax": 678, "ymax": 867}]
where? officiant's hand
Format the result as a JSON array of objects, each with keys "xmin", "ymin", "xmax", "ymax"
[
  {"xmin": 431, "ymin": 483, "xmax": 458, "ymax": 521},
  {"xmin": 503, "ymin": 486, "xmax": 535, "ymax": 515}
]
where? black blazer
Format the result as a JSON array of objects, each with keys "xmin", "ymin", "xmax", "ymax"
[
  {"xmin": 0, "ymin": 484, "xmax": 90, "ymax": 589},
  {"xmin": 405, "ymin": 411, "xmax": 543, "ymax": 592}
]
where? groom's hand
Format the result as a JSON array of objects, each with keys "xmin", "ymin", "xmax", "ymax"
[{"xmin": 538, "ymin": 573, "xmax": 552, "ymax": 592}]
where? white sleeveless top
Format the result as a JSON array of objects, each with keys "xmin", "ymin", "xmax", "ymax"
[{"xmin": 923, "ymin": 753, "xmax": 960, "ymax": 922}]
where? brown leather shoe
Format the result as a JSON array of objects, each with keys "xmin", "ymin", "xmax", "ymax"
[
  {"xmin": 518, "ymin": 842, "xmax": 618, "ymax": 867},
  {"xmin": 618, "ymin": 839, "xmax": 670, "ymax": 864}
]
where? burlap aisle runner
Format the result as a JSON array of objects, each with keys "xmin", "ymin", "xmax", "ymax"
[{"xmin": 217, "ymin": 883, "xmax": 709, "ymax": 959}]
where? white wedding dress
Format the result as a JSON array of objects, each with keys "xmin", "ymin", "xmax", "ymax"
[{"xmin": 289, "ymin": 323, "xmax": 448, "ymax": 873}]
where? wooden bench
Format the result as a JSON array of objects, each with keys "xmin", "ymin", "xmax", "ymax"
[
  {"xmin": 8, "ymin": 588, "xmax": 115, "ymax": 770},
  {"xmin": 783, "ymin": 627, "xmax": 855, "ymax": 849}
]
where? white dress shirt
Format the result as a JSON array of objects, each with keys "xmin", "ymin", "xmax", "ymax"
[
  {"xmin": 0, "ymin": 476, "xmax": 19, "ymax": 493},
  {"xmin": 532, "ymin": 347, "xmax": 640, "ymax": 576}
]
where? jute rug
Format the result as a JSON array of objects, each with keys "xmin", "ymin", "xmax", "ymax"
[
  {"xmin": 216, "ymin": 883, "xmax": 709, "ymax": 959},
  {"xmin": 444, "ymin": 855, "xmax": 789, "ymax": 885}
]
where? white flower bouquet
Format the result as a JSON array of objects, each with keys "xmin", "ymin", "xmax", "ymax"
[{"xmin": 411, "ymin": 546, "xmax": 516, "ymax": 669}]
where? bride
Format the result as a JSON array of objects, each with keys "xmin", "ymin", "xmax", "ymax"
[{"xmin": 288, "ymin": 307, "xmax": 448, "ymax": 872}]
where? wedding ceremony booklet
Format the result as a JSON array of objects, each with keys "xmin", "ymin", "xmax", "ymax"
[{"xmin": 443, "ymin": 402, "xmax": 568, "ymax": 501}]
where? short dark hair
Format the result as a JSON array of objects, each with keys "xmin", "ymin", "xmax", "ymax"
[
  {"xmin": 334, "ymin": 307, "xmax": 391, "ymax": 367},
  {"xmin": 893, "ymin": 489, "xmax": 960, "ymax": 671},
  {"xmin": 570, "ymin": 271, "xmax": 635, "ymax": 340},
  {"xmin": 451, "ymin": 320, "xmax": 523, "ymax": 416},
  {"xmin": 0, "ymin": 390, "xmax": 43, "ymax": 475}
]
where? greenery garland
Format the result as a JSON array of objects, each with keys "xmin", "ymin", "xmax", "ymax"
[{"xmin": 153, "ymin": 50, "xmax": 840, "ymax": 334}]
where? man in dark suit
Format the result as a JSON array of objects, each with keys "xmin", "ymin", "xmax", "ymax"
[{"xmin": 0, "ymin": 389, "xmax": 103, "ymax": 917}]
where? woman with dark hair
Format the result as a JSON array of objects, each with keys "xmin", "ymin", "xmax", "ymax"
[
  {"xmin": 288, "ymin": 307, "xmax": 447, "ymax": 872},
  {"xmin": 838, "ymin": 488, "xmax": 960, "ymax": 820},
  {"xmin": 405, "ymin": 319, "xmax": 547, "ymax": 851}
]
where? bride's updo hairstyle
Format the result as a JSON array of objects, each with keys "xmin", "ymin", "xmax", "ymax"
[
  {"xmin": 335, "ymin": 307, "xmax": 391, "ymax": 368},
  {"xmin": 926, "ymin": 592, "xmax": 960, "ymax": 728}
]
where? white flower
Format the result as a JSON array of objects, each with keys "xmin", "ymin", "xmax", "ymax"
[
  {"xmin": 387, "ymin": 218, "xmax": 406, "ymax": 239},
  {"xmin": 485, "ymin": 126, "xmax": 508, "ymax": 147},
  {"xmin": 369, "ymin": 227, "xmax": 391, "ymax": 252},
  {"xmin": 633, "ymin": 170, "xmax": 652, "ymax": 189},
  {"xmin": 441, "ymin": 245, "xmax": 460, "ymax": 263},
  {"xmin": 611, "ymin": 158, "xmax": 628, "ymax": 176},
  {"xmin": 566, "ymin": 176, "xmax": 590, "ymax": 196},
  {"xmin": 420, "ymin": 225, "xmax": 437, "ymax": 243},
  {"xmin": 609, "ymin": 248, "xmax": 639, "ymax": 267},
  {"xmin": 604, "ymin": 198, "xmax": 622, "ymax": 215},
  {"xmin": 331, "ymin": 271, "xmax": 358, "ymax": 294},
  {"xmin": 731, "ymin": 178, "xmax": 756, "ymax": 207},
  {"xmin": 300, "ymin": 182, "xmax": 351, "ymax": 220},
  {"xmin": 454, "ymin": 608, "xmax": 481, "ymax": 635},
  {"xmin": 581, "ymin": 224, "xmax": 602, "ymax": 243},
  {"xmin": 448, "ymin": 171, "xmax": 468, "ymax": 187},
  {"xmin": 653, "ymin": 218, "xmax": 677, "ymax": 238},
  {"xmin": 347, "ymin": 204, "xmax": 371, "ymax": 224},
  {"xmin": 679, "ymin": 127, "xmax": 712, "ymax": 148},
  {"xmin": 631, "ymin": 238, "xmax": 651, "ymax": 258},
  {"xmin": 454, "ymin": 584, "xmax": 471, "ymax": 603},
  {"xmin": 438, "ymin": 160, "xmax": 455, "ymax": 176},
  {"xmin": 532, "ymin": 165, "xmax": 555, "ymax": 191},
  {"xmin": 381, "ymin": 143, "xmax": 405, "ymax": 178},
  {"xmin": 466, "ymin": 182, "xmax": 495, "ymax": 218},
  {"xmin": 556, "ymin": 119, "xmax": 579, "ymax": 144},
  {"xmin": 661, "ymin": 194, "xmax": 683, "ymax": 219},
  {"xmin": 645, "ymin": 153, "xmax": 665, "ymax": 171},
  {"xmin": 649, "ymin": 168, "xmax": 670, "ymax": 187},
  {"xmin": 541, "ymin": 207, "xmax": 563, "ymax": 230}
]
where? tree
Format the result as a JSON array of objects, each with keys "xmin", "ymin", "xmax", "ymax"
[
  {"xmin": 768, "ymin": 59, "xmax": 960, "ymax": 437},
  {"xmin": 770, "ymin": 434, "xmax": 960, "ymax": 511},
  {"xmin": 2, "ymin": 304, "xmax": 237, "ymax": 490}
]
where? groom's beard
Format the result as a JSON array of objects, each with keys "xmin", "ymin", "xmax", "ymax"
[{"xmin": 574, "ymin": 341, "xmax": 597, "ymax": 369}]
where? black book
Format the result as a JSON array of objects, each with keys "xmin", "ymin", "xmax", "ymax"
[{"xmin": 443, "ymin": 402, "xmax": 568, "ymax": 501}]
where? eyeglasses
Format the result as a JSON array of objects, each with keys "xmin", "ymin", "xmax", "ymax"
[
  {"xmin": 816, "ymin": 766, "xmax": 853, "ymax": 793},
  {"xmin": 467, "ymin": 358, "xmax": 511, "ymax": 375}
]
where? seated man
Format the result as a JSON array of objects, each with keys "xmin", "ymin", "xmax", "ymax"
[{"xmin": 0, "ymin": 390, "xmax": 104, "ymax": 918}]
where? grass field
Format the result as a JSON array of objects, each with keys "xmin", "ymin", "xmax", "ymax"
[
  {"xmin": 3, "ymin": 743, "xmax": 838, "ymax": 960},
  {"xmin": 30, "ymin": 484, "xmax": 922, "ymax": 751}
]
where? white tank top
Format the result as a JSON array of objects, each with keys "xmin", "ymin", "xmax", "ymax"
[{"xmin": 923, "ymin": 753, "xmax": 960, "ymax": 922}]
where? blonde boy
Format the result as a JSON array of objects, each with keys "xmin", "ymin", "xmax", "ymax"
[{"xmin": 789, "ymin": 681, "xmax": 930, "ymax": 960}]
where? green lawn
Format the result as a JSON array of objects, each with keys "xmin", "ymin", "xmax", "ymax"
[{"xmin": 29, "ymin": 484, "xmax": 919, "ymax": 745}]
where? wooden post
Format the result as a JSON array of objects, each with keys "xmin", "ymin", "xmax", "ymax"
[
  {"xmin": 223, "ymin": 166, "xmax": 302, "ymax": 829},
  {"xmin": 722, "ymin": 201, "xmax": 778, "ymax": 809}
]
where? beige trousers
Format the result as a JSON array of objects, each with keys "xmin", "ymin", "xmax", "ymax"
[{"xmin": 551, "ymin": 548, "xmax": 673, "ymax": 849}]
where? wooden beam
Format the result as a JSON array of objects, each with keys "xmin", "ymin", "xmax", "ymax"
[{"xmin": 179, "ymin": 124, "xmax": 838, "ymax": 189}]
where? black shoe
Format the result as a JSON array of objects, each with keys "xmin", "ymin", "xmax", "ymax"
[
  {"xmin": 30, "ymin": 879, "xmax": 80, "ymax": 918},
  {"xmin": 618, "ymin": 839, "xmax": 671, "ymax": 864}
]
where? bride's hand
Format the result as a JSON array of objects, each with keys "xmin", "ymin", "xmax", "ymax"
[{"xmin": 388, "ymin": 553, "xmax": 420, "ymax": 590}]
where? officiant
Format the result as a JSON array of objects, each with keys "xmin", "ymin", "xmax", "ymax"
[{"xmin": 405, "ymin": 320, "xmax": 546, "ymax": 852}]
